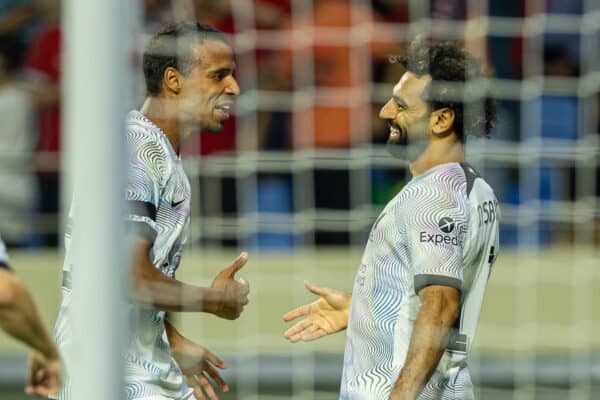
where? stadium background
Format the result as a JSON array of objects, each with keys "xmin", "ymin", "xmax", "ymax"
[{"xmin": 0, "ymin": 0, "xmax": 598, "ymax": 399}]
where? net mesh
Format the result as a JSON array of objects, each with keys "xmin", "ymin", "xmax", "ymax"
[{"xmin": 0, "ymin": 0, "xmax": 599, "ymax": 399}]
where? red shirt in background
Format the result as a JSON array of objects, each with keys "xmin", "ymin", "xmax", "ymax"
[{"xmin": 25, "ymin": 25, "xmax": 61, "ymax": 168}]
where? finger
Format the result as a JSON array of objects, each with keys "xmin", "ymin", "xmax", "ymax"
[
  {"xmin": 221, "ymin": 307, "xmax": 240, "ymax": 320},
  {"xmin": 301, "ymin": 325, "xmax": 327, "ymax": 342},
  {"xmin": 197, "ymin": 374, "xmax": 219, "ymax": 400},
  {"xmin": 187, "ymin": 375, "xmax": 206, "ymax": 400},
  {"xmin": 237, "ymin": 278, "xmax": 250, "ymax": 292},
  {"xmin": 283, "ymin": 319, "xmax": 314, "ymax": 340},
  {"xmin": 203, "ymin": 362, "xmax": 229, "ymax": 392},
  {"xmin": 225, "ymin": 252, "xmax": 248, "ymax": 278},
  {"xmin": 28, "ymin": 385, "xmax": 58, "ymax": 398},
  {"xmin": 304, "ymin": 280, "xmax": 328, "ymax": 297},
  {"xmin": 204, "ymin": 350, "xmax": 227, "ymax": 369},
  {"xmin": 283, "ymin": 304, "xmax": 311, "ymax": 321}
]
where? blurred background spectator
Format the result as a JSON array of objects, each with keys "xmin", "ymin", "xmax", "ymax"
[
  {"xmin": 0, "ymin": 0, "xmax": 597, "ymax": 249},
  {"xmin": 0, "ymin": 33, "xmax": 36, "ymax": 247}
]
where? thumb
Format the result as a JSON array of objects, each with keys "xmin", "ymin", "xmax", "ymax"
[
  {"xmin": 304, "ymin": 280, "xmax": 327, "ymax": 297},
  {"xmin": 205, "ymin": 350, "xmax": 227, "ymax": 369},
  {"xmin": 223, "ymin": 252, "xmax": 248, "ymax": 278}
]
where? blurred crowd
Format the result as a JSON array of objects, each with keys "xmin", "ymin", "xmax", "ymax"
[{"xmin": 0, "ymin": 0, "xmax": 597, "ymax": 248}]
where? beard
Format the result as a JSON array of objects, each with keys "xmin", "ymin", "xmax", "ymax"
[{"xmin": 386, "ymin": 125, "xmax": 428, "ymax": 162}]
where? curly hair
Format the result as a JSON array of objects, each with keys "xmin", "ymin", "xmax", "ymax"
[
  {"xmin": 390, "ymin": 37, "xmax": 496, "ymax": 142},
  {"xmin": 143, "ymin": 22, "xmax": 228, "ymax": 96}
]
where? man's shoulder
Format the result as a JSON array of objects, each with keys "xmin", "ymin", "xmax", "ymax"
[
  {"xmin": 125, "ymin": 111, "xmax": 174, "ymax": 185},
  {"xmin": 126, "ymin": 111, "xmax": 160, "ymax": 138},
  {"xmin": 126, "ymin": 111, "xmax": 171, "ymax": 155},
  {"xmin": 406, "ymin": 163, "xmax": 468, "ymax": 200}
]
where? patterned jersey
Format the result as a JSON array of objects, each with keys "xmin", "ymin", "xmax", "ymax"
[
  {"xmin": 340, "ymin": 162, "xmax": 500, "ymax": 400},
  {"xmin": 53, "ymin": 110, "xmax": 194, "ymax": 400},
  {"xmin": 0, "ymin": 235, "xmax": 10, "ymax": 271}
]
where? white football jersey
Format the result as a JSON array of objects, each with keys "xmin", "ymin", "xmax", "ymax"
[
  {"xmin": 53, "ymin": 110, "xmax": 194, "ymax": 400},
  {"xmin": 341, "ymin": 162, "xmax": 500, "ymax": 399},
  {"xmin": 0, "ymin": 235, "xmax": 9, "ymax": 270}
]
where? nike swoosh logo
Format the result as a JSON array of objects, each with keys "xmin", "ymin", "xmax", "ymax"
[{"xmin": 171, "ymin": 199, "xmax": 185, "ymax": 207}]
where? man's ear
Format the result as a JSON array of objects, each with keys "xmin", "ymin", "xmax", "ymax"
[
  {"xmin": 163, "ymin": 67, "xmax": 182, "ymax": 95},
  {"xmin": 431, "ymin": 108, "xmax": 455, "ymax": 137}
]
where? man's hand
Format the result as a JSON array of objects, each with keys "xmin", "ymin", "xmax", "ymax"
[
  {"xmin": 283, "ymin": 281, "xmax": 351, "ymax": 343},
  {"xmin": 170, "ymin": 335, "xmax": 229, "ymax": 400},
  {"xmin": 210, "ymin": 252, "xmax": 250, "ymax": 320},
  {"xmin": 24, "ymin": 351, "xmax": 62, "ymax": 397}
]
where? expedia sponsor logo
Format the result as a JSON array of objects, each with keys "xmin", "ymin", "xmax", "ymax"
[
  {"xmin": 419, "ymin": 217, "xmax": 463, "ymax": 246},
  {"xmin": 438, "ymin": 217, "xmax": 455, "ymax": 233},
  {"xmin": 419, "ymin": 231, "xmax": 461, "ymax": 246}
]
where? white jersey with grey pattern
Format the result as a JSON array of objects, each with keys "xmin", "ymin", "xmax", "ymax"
[
  {"xmin": 52, "ymin": 110, "xmax": 193, "ymax": 400},
  {"xmin": 0, "ymin": 235, "xmax": 9, "ymax": 270},
  {"xmin": 340, "ymin": 162, "xmax": 500, "ymax": 400}
]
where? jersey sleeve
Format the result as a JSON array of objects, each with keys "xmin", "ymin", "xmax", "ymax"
[
  {"xmin": 403, "ymin": 184, "xmax": 468, "ymax": 295},
  {"xmin": 0, "ymin": 237, "xmax": 11, "ymax": 271},
  {"xmin": 125, "ymin": 136, "xmax": 168, "ymax": 243}
]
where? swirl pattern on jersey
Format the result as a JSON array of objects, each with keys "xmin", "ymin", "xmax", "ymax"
[
  {"xmin": 0, "ymin": 235, "xmax": 9, "ymax": 270},
  {"xmin": 341, "ymin": 162, "xmax": 499, "ymax": 400},
  {"xmin": 53, "ymin": 110, "xmax": 193, "ymax": 400}
]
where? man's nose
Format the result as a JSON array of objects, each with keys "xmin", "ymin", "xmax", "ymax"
[
  {"xmin": 379, "ymin": 99, "xmax": 396, "ymax": 120},
  {"xmin": 226, "ymin": 76, "xmax": 240, "ymax": 96}
]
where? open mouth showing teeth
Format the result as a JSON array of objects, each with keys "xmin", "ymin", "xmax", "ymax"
[
  {"xmin": 214, "ymin": 104, "xmax": 232, "ymax": 120},
  {"xmin": 215, "ymin": 104, "xmax": 231, "ymax": 112},
  {"xmin": 388, "ymin": 121, "xmax": 401, "ymax": 137}
]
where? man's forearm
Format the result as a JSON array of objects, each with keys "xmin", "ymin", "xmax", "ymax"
[
  {"xmin": 164, "ymin": 317, "xmax": 183, "ymax": 346},
  {"xmin": 134, "ymin": 271, "xmax": 223, "ymax": 313},
  {"xmin": 131, "ymin": 238, "xmax": 224, "ymax": 313},
  {"xmin": 0, "ymin": 272, "xmax": 58, "ymax": 360},
  {"xmin": 390, "ymin": 289, "xmax": 459, "ymax": 399}
]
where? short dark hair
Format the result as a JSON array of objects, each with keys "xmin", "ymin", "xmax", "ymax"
[
  {"xmin": 391, "ymin": 38, "xmax": 496, "ymax": 142},
  {"xmin": 143, "ymin": 22, "xmax": 229, "ymax": 96}
]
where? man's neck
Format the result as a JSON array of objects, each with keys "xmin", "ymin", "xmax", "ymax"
[
  {"xmin": 140, "ymin": 97, "xmax": 182, "ymax": 154},
  {"xmin": 409, "ymin": 135, "xmax": 465, "ymax": 176}
]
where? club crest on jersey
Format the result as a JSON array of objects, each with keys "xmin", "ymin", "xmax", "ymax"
[{"xmin": 419, "ymin": 217, "xmax": 463, "ymax": 246}]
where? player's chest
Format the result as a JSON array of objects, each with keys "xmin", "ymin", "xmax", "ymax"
[{"xmin": 157, "ymin": 167, "xmax": 191, "ymax": 221}]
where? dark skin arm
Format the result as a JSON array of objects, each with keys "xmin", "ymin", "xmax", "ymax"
[
  {"xmin": 389, "ymin": 285, "xmax": 460, "ymax": 400},
  {"xmin": 131, "ymin": 238, "xmax": 249, "ymax": 319}
]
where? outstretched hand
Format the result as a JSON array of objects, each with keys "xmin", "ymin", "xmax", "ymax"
[
  {"xmin": 283, "ymin": 281, "xmax": 351, "ymax": 343},
  {"xmin": 171, "ymin": 339, "xmax": 229, "ymax": 400},
  {"xmin": 211, "ymin": 252, "xmax": 250, "ymax": 320}
]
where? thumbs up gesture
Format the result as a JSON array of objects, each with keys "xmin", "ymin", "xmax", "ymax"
[{"xmin": 210, "ymin": 252, "xmax": 250, "ymax": 320}]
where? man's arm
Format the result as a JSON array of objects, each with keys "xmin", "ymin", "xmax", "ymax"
[
  {"xmin": 131, "ymin": 238, "xmax": 249, "ymax": 319},
  {"xmin": 389, "ymin": 285, "xmax": 460, "ymax": 400},
  {"xmin": 0, "ymin": 269, "xmax": 59, "ymax": 361},
  {"xmin": 0, "ymin": 268, "xmax": 62, "ymax": 396}
]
